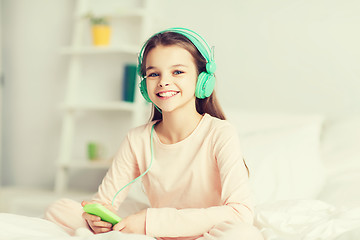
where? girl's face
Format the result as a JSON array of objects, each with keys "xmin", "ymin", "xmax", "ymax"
[{"xmin": 145, "ymin": 45, "xmax": 198, "ymax": 114}]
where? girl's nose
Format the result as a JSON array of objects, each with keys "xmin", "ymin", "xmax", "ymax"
[
  {"xmin": 158, "ymin": 76, "xmax": 170, "ymax": 87},
  {"xmin": 159, "ymin": 82, "xmax": 169, "ymax": 87}
]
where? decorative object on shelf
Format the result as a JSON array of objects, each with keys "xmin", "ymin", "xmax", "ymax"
[
  {"xmin": 122, "ymin": 63, "xmax": 137, "ymax": 102},
  {"xmin": 85, "ymin": 12, "xmax": 111, "ymax": 46},
  {"xmin": 87, "ymin": 141, "xmax": 105, "ymax": 161}
]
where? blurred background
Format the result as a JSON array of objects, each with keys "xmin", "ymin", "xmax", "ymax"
[{"xmin": 0, "ymin": 0, "xmax": 359, "ymax": 217}]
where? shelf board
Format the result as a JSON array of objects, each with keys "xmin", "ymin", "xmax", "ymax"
[
  {"xmin": 60, "ymin": 45, "xmax": 140, "ymax": 55},
  {"xmin": 111, "ymin": 9, "xmax": 146, "ymax": 18},
  {"xmin": 78, "ymin": 8, "xmax": 146, "ymax": 19},
  {"xmin": 61, "ymin": 101, "xmax": 137, "ymax": 112},
  {"xmin": 59, "ymin": 160, "xmax": 112, "ymax": 169}
]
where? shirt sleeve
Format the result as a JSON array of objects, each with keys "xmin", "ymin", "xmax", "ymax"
[
  {"xmin": 145, "ymin": 124, "xmax": 254, "ymax": 238},
  {"xmin": 92, "ymin": 133, "xmax": 140, "ymax": 210}
]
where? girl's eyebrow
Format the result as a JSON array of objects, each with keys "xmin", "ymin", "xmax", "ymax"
[
  {"xmin": 146, "ymin": 64, "xmax": 188, "ymax": 72},
  {"xmin": 146, "ymin": 66, "xmax": 156, "ymax": 71},
  {"xmin": 171, "ymin": 64, "xmax": 188, "ymax": 68}
]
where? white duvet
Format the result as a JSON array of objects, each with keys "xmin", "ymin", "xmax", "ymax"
[
  {"xmin": 254, "ymin": 199, "xmax": 360, "ymax": 240},
  {"xmin": 0, "ymin": 212, "xmax": 154, "ymax": 240},
  {"xmin": 1, "ymin": 199, "xmax": 359, "ymax": 240}
]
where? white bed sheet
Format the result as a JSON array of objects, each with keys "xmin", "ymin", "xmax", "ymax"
[
  {"xmin": 255, "ymin": 199, "xmax": 360, "ymax": 240},
  {"xmin": 1, "ymin": 199, "xmax": 360, "ymax": 240},
  {"xmin": 0, "ymin": 213, "xmax": 154, "ymax": 240}
]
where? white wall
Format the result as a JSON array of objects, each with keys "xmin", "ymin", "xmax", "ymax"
[
  {"xmin": 2, "ymin": 0, "xmax": 73, "ymax": 187},
  {"xmin": 1, "ymin": 0, "xmax": 360, "ymax": 189},
  {"xmin": 152, "ymin": 0, "xmax": 360, "ymax": 115}
]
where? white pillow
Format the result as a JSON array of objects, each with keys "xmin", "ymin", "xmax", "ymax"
[
  {"xmin": 317, "ymin": 115, "xmax": 360, "ymax": 207},
  {"xmin": 225, "ymin": 110, "xmax": 325, "ymax": 205},
  {"xmin": 320, "ymin": 115, "xmax": 360, "ymax": 175},
  {"xmin": 225, "ymin": 110, "xmax": 324, "ymax": 136}
]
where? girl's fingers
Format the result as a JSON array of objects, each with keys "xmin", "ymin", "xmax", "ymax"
[
  {"xmin": 82, "ymin": 212, "xmax": 112, "ymax": 227},
  {"xmin": 92, "ymin": 220, "xmax": 113, "ymax": 228},
  {"xmin": 82, "ymin": 212, "xmax": 101, "ymax": 222},
  {"xmin": 89, "ymin": 225, "xmax": 112, "ymax": 234},
  {"xmin": 81, "ymin": 200, "xmax": 98, "ymax": 207}
]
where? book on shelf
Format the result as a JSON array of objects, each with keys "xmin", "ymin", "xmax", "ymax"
[{"xmin": 122, "ymin": 63, "xmax": 137, "ymax": 102}]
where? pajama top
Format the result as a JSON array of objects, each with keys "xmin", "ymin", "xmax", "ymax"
[{"xmin": 92, "ymin": 113, "xmax": 254, "ymax": 239}]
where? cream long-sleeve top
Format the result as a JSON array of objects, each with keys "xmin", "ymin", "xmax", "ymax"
[{"xmin": 92, "ymin": 113, "xmax": 254, "ymax": 240}]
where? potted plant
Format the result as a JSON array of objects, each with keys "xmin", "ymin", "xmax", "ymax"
[{"xmin": 85, "ymin": 13, "xmax": 111, "ymax": 46}]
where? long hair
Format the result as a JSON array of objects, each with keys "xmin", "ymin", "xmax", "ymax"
[
  {"xmin": 139, "ymin": 31, "xmax": 226, "ymax": 121},
  {"xmin": 140, "ymin": 31, "xmax": 250, "ymax": 176}
]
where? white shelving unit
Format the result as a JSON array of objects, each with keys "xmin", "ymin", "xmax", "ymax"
[{"xmin": 54, "ymin": 0, "xmax": 152, "ymax": 193}]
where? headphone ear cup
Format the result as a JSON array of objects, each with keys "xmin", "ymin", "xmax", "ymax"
[
  {"xmin": 196, "ymin": 72, "xmax": 215, "ymax": 99},
  {"xmin": 139, "ymin": 79, "xmax": 152, "ymax": 103}
]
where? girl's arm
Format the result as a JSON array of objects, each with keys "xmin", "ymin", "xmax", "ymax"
[
  {"xmin": 91, "ymin": 133, "xmax": 140, "ymax": 210},
  {"xmin": 145, "ymin": 124, "xmax": 254, "ymax": 238},
  {"xmin": 82, "ymin": 134, "xmax": 140, "ymax": 234}
]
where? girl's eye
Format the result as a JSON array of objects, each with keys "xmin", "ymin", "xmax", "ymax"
[
  {"xmin": 174, "ymin": 70, "xmax": 184, "ymax": 75},
  {"xmin": 147, "ymin": 73, "xmax": 159, "ymax": 78}
]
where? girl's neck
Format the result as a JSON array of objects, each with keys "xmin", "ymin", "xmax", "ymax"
[{"xmin": 156, "ymin": 110, "xmax": 203, "ymax": 144}]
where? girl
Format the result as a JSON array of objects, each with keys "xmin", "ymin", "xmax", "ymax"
[{"xmin": 45, "ymin": 27, "xmax": 264, "ymax": 240}]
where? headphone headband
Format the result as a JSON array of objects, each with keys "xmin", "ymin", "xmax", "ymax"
[{"xmin": 138, "ymin": 27, "xmax": 215, "ymax": 77}]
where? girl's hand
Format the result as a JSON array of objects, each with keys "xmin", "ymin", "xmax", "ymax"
[
  {"xmin": 81, "ymin": 201, "xmax": 114, "ymax": 234},
  {"xmin": 113, "ymin": 209, "xmax": 147, "ymax": 234}
]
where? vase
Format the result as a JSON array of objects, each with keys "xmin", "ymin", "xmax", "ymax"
[{"xmin": 92, "ymin": 25, "xmax": 111, "ymax": 46}]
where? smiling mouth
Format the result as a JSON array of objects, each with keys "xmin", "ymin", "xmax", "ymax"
[{"xmin": 156, "ymin": 91, "xmax": 180, "ymax": 98}]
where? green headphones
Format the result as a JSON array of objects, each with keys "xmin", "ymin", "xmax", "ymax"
[{"xmin": 137, "ymin": 27, "xmax": 216, "ymax": 103}]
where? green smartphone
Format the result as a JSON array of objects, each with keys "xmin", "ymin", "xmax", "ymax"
[{"xmin": 83, "ymin": 203, "xmax": 122, "ymax": 225}]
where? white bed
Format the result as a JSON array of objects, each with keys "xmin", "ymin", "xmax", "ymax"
[
  {"xmin": 1, "ymin": 111, "xmax": 360, "ymax": 240},
  {"xmin": 228, "ymin": 111, "xmax": 360, "ymax": 239}
]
